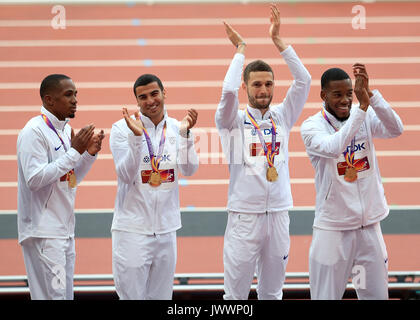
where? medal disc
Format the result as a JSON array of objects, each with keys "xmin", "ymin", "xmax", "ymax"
[
  {"xmin": 149, "ymin": 171, "xmax": 162, "ymax": 187},
  {"xmin": 344, "ymin": 166, "xmax": 358, "ymax": 182},
  {"xmin": 68, "ymin": 172, "xmax": 77, "ymax": 188},
  {"xmin": 266, "ymin": 166, "xmax": 278, "ymax": 182}
]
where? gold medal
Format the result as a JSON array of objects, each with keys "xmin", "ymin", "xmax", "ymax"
[
  {"xmin": 266, "ymin": 166, "xmax": 278, "ymax": 182},
  {"xmin": 344, "ymin": 166, "xmax": 358, "ymax": 182},
  {"xmin": 149, "ymin": 171, "xmax": 162, "ymax": 187},
  {"xmin": 68, "ymin": 171, "xmax": 77, "ymax": 188}
]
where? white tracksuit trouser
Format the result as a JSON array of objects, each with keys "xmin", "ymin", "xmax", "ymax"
[
  {"xmin": 223, "ymin": 211, "xmax": 290, "ymax": 300},
  {"xmin": 112, "ymin": 230, "xmax": 177, "ymax": 300},
  {"xmin": 309, "ymin": 222, "xmax": 389, "ymax": 300},
  {"xmin": 21, "ymin": 237, "xmax": 76, "ymax": 300}
]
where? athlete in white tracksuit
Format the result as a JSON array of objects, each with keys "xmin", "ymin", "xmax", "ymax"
[
  {"xmin": 300, "ymin": 65, "xmax": 403, "ymax": 299},
  {"xmin": 17, "ymin": 74, "xmax": 104, "ymax": 300},
  {"xmin": 215, "ymin": 6, "xmax": 311, "ymax": 300},
  {"xmin": 110, "ymin": 74, "xmax": 199, "ymax": 300}
]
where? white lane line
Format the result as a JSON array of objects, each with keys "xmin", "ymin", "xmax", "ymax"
[
  {"xmin": 2, "ymin": 125, "xmax": 420, "ymax": 136},
  {"xmin": 2, "ymin": 16, "xmax": 420, "ymax": 27},
  {"xmin": 1, "ymin": 36, "xmax": 420, "ymax": 47},
  {"xmin": 1, "ymin": 101, "xmax": 419, "ymax": 112},
  {"xmin": 2, "ymin": 57, "xmax": 420, "ymax": 68},
  {"xmin": 2, "ymin": 78, "xmax": 420, "ymax": 89}
]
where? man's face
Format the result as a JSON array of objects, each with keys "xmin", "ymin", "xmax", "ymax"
[
  {"xmin": 243, "ymin": 71, "xmax": 274, "ymax": 111},
  {"xmin": 135, "ymin": 81, "xmax": 165, "ymax": 125},
  {"xmin": 321, "ymin": 78, "xmax": 353, "ymax": 121},
  {"xmin": 46, "ymin": 79, "xmax": 78, "ymax": 120}
]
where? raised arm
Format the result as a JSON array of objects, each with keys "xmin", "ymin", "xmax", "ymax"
[
  {"xmin": 269, "ymin": 4, "xmax": 311, "ymax": 129},
  {"xmin": 269, "ymin": 4, "xmax": 287, "ymax": 53},
  {"xmin": 215, "ymin": 22, "xmax": 245, "ymax": 131},
  {"xmin": 353, "ymin": 63, "xmax": 403, "ymax": 138}
]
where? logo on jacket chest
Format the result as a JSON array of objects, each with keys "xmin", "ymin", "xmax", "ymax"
[
  {"xmin": 250, "ymin": 127, "xmax": 278, "ymax": 136},
  {"xmin": 143, "ymin": 154, "xmax": 172, "ymax": 163},
  {"xmin": 345, "ymin": 142, "xmax": 365, "ymax": 153}
]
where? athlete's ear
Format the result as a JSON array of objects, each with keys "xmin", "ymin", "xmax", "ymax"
[
  {"xmin": 320, "ymin": 89, "xmax": 326, "ymax": 102},
  {"xmin": 43, "ymin": 94, "xmax": 53, "ymax": 107},
  {"xmin": 241, "ymin": 81, "xmax": 247, "ymax": 91}
]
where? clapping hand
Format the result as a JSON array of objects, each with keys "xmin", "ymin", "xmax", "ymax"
[
  {"xmin": 123, "ymin": 107, "xmax": 144, "ymax": 136},
  {"xmin": 353, "ymin": 63, "xmax": 371, "ymax": 111},
  {"xmin": 180, "ymin": 108, "xmax": 198, "ymax": 138}
]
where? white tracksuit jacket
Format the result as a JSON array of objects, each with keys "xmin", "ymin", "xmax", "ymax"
[
  {"xmin": 17, "ymin": 107, "xmax": 97, "ymax": 244},
  {"xmin": 109, "ymin": 111, "xmax": 199, "ymax": 235},
  {"xmin": 300, "ymin": 90, "xmax": 403, "ymax": 230},
  {"xmin": 215, "ymin": 46, "xmax": 311, "ymax": 213}
]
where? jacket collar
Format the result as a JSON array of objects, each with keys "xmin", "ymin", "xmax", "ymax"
[
  {"xmin": 322, "ymin": 103, "xmax": 354, "ymax": 130},
  {"xmin": 140, "ymin": 109, "xmax": 168, "ymax": 129},
  {"xmin": 246, "ymin": 105, "xmax": 272, "ymax": 121},
  {"xmin": 40, "ymin": 106, "xmax": 69, "ymax": 131}
]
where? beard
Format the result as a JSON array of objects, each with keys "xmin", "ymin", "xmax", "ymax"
[
  {"xmin": 325, "ymin": 104, "xmax": 350, "ymax": 122},
  {"xmin": 248, "ymin": 93, "xmax": 273, "ymax": 110}
]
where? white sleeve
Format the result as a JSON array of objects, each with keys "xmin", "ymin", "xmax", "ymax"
[
  {"xmin": 177, "ymin": 130, "xmax": 199, "ymax": 177},
  {"xmin": 17, "ymin": 127, "xmax": 81, "ymax": 191},
  {"xmin": 109, "ymin": 122, "xmax": 143, "ymax": 184},
  {"xmin": 367, "ymin": 89, "xmax": 404, "ymax": 139},
  {"xmin": 272, "ymin": 46, "xmax": 311, "ymax": 130},
  {"xmin": 301, "ymin": 108, "xmax": 367, "ymax": 159},
  {"xmin": 215, "ymin": 53, "xmax": 244, "ymax": 131},
  {"xmin": 74, "ymin": 151, "xmax": 97, "ymax": 184}
]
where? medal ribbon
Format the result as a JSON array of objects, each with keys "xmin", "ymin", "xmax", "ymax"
[
  {"xmin": 245, "ymin": 109, "xmax": 277, "ymax": 168},
  {"xmin": 143, "ymin": 122, "xmax": 166, "ymax": 173},
  {"xmin": 321, "ymin": 108, "xmax": 355, "ymax": 168},
  {"xmin": 41, "ymin": 114, "xmax": 75, "ymax": 183},
  {"xmin": 344, "ymin": 137, "xmax": 355, "ymax": 168},
  {"xmin": 41, "ymin": 114, "xmax": 69, "ymax": 152}
]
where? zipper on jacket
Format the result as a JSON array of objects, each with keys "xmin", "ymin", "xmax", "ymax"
[
  {"xmin": 44, "ymin": 187, "xmax": 54, "ymax": 208},
  {"xmin": 265, "ymin": 166, "xmax": 270, "ymax": 214},
  {"xmin": 325, "ymin": 181, "xmax": 332, "ymax": 200},
  {"xmin": 152, "ymin": 125, "xmax": 159, "ymax": 236},
  {"xmin": 356, "ymin": 179, "xmax": 366, "ymax": 228},
  {"xmin": 151, "ymin": 176, "xmax": 159, "ymax": 235}
]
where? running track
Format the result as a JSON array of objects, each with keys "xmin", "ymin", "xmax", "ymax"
[{"xmin": 0, "ymin": 1, "xmax": 419, "ymax": 277}]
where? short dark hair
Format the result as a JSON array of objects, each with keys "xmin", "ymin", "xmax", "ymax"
[
  {"xmin": 40, "ymin": 74, "xmax": 71, "ymax": 99},
  {"xmin": 321, "ymin": 68, "xmax": 350, "ymax": 89},
  {"xmin": 133, "ymin": 74, "xmax": 164, "ymax": 96},
  {"xmin": 243, "ymin": 60, "xmax": 274, "ymax": 84}
]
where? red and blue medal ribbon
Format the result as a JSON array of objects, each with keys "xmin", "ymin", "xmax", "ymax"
[
  {"xmin": 143, "ymin": 122, "xmax": 167, "ymax": 173},
  {"xmin": 245, "ymin": 108, "xmax": 277, "ymax": 168},
  {"xmin": 41, "ymin": 113, "xmax": 69, "ymax": 152},
  {"xmin": 321, "ymin": 108, "xmax": 355, "ymax": 168}
]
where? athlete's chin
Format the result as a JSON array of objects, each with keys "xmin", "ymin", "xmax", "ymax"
[{"xmin": 254, "ymin": 104, "xmax": 270, "ymax": 111}]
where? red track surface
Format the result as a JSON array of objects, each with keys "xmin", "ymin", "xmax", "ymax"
[{"xmin": 1, "ymin": 1, "xmax": 419, "ymax": 276}]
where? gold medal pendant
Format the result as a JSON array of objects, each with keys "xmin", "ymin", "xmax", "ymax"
[
  {"xmin": 68, "ymin": 172, "xmax": 77, "ymax": 188},
  {"xmin": 266, "ymin": 166, "xmax": 278, "ymax": 182},
  {"xmin": 344, "ymin": 166, "xmax": 358, "ymax": 182},
  {"xmin": 149, "ymin": 171, "xmax": 162, "ymax": 187}
]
